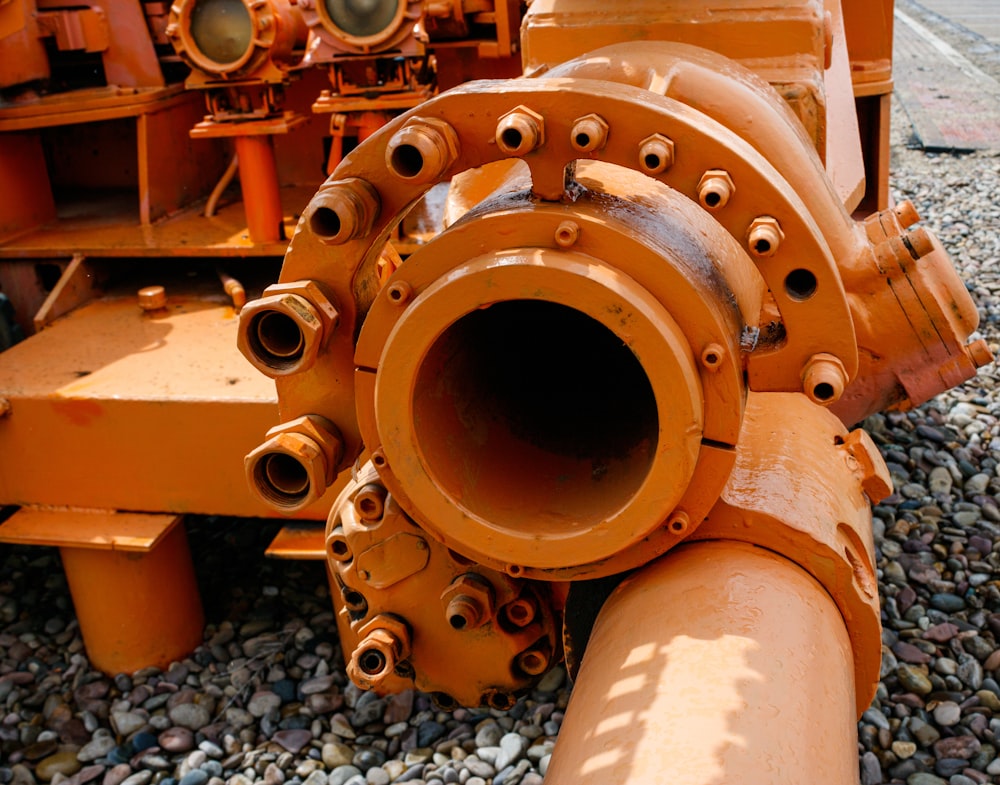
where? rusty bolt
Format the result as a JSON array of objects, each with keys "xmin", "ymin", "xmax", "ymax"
[
  {"xmin": 237, "ymin": 280, "xmax": 339, "ymax": 377},
  {"xmin": 138, "ymin": 285, "xmax": 166, "ymax": 311},
  {"xmin": 747, "ymin": 216, "xmax": 784, "ymax": 257},
  {"xmin": 386, "ymin": 281, "xmax": 412, "ymax": 306},
  {"xmin": 441, "ymin": 574, "xmax": 495, "ymax": 631},
  {"xmin": 306, "ymin": 178, "xmax": 380, "ymax": 245},
  {"xmin": 903, "ymin": 227, "xmax": 935, "ymax": 260},
  {"xmin": 354, "ymin": 482, "xmax": 388, "ymax": 522},
  {"xmin": 697, "ymin": 170, "xmax": 735, "ymax": 210},
  {"xmin": 893, "ymin": 199, "xmax": 920, "ymax": 230},
  {"xmin": 515, "ymin": 646, "xmax": 550, "ymax": 676},
  {"xmin": 245, "ymin": 414, "xmax": 344, "ymax": 512},
  {"xmin": 667, "ymin": 510, "xmax": 691, "ymax": 535},
  {"xmin": 500, "ymin": 596, "xmax": 536, "ymax": 628},
  {"xmin": 638, "ymin": 134, "xmax": 675, "ymax": 175},
  {"xmin": 801, "ymin": 353, "xmax": 848, "ymax": 406},
  {"xmin": 700, "ymin": 343, "xmax": 726, "ymax": 372},
  {"xmin": 496, "ymin": 106, "xmax": 545, "ymax": 157},
  {"xmin": 385, "ymin": 117, "xmax": 460, "ymax": 184},
  {"xmin": 326, "ymin": 526, "xmax": 352, "ymax": 562},
  {"xmin": 570, "ymin": 114, "xmax": 608, "ymax": 154},
  {"xmin": 347, "ymin": 615, "xmax": 411, "ymax": 691},
  {"xmin": 838, "ymin": 429, "xmax": 893, "ymax": 503}
]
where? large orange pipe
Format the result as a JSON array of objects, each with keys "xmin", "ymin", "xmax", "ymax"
[
  {"xmin": 234, "ymin": 135, "xmax": 284, "ymax": 243},
  {"xmin": 545, "ymin": 540, "xmax": 858, "ymax": 785}
]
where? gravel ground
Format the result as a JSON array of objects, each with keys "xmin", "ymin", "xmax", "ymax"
[{"xmin": 3, "ymin": 94, "xmax": 1000, "ymax": 785}]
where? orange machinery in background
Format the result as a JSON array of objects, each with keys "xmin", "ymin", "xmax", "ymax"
[
  {"xmin": 0, "ymin": 1, "xmax": 992, "ymax": 782},
  {"xmin": 0, "ymin": 0, "xmax": 522, "ymax": 673}
]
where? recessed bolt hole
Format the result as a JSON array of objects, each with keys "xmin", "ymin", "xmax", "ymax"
[
  {"xmin": 704, "ymin": 191, "xmax": 721, "ymax": 208},
  {"xmin": 310, "ymin": 206, "xmax": 342, "ymax": 239},
  {"xmin": 390, "ymin": 144, "xmax": 424, "ymax": 179},
  {"xmin": 343, "ymin": 590, "xmax": 366, "ymax": 612},
  {"xmin": 575, "ymin": 133, "xmax": 590, "ymax": 148},
  {"xmin": 785, "ymin": 269, "xmax": 818, "ymax": 300},
  {"xmin": 644, "ymin": 153, "xmax": 661, "ymax": 171},
  {"xmin": 449, "ymin": 614, "xmax": 467, "ymax": 630},
  {"xmin": 753, "ymin": 238, "xmax": 771, "ymax": 255},
  {"xmin": 331, "ymin": 539, "xmax": 349, "ymax": 557},
  {"xmin": 359, "ymin": 498, "xmax": 378, "ymax": 516}
]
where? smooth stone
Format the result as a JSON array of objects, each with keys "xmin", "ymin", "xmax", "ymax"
[
  {"xmin": 934, "ymin": 735, "xmax": 981, "ymax": 759},
  {"xmin": 302, "ymin": 773, "xmax": 327, "ymax": 785},
  {"xmin": 101, "ymin": 765, "xmax": 132, "ymax": 785},
  {"xmin": 247, "ymin": 692, "xmax": 281, "ymax": 718},
  {"xmin": 322, "ymin": 743, "xmax": 354, "ymax": 768},
  {"xmin": 36, "ymin": 753, "xmax": 82, "ymax": 782},
  {"xmin": 327, "ymin": 768, "xmax": 362, "ymax": 785},
  {"xmin": 272, "ymin": 730, "xmax": 312, "ymax": 755},
  {"xmin": 77, "ymin": 736, "xmax": 115, "ymax": 763},
  {"xmin": 119, "ymin": 773, "xmax": 153, "ymax": 785},
  {"xmin": 364, "ymin": 769, "xmax": 389, "ymax": 785},
  {"xmin": 898, "ymin": 664, "xmax": 934, "ymax": 695},
  {"xmin": 112, "ymin": 713, "xmax": 147, "ymax": 737},
  {"xmin": 178, "ymin": 774, "xmax": 209, "ymax": 785},
  {"xmin": 168, "ymin": 705, "xmax": 211, "ymax": 731},
  {"xmin": 906, "ymin": 775, "xmax": 946, "ymax": 785},
  {"xmin": 933, "ymin": 701, "xmax": 962, "ymax": 726}
]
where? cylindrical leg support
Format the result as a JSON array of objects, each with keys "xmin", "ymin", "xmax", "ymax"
[
  {"xmin": 545, "ymin": 540, "xmax": 858, "ymax": 785},
  {"xmin": 59, "ymin": 524, "xmax": 204, "ymax": 675},
  {"xmin": 234, "ymin": 135, "xmax": 284, "ymax": 243}
]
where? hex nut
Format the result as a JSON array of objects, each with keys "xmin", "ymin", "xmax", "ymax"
[
  {"xmin": 306, "ymin": 178, "xmax": 380, "ymax": 245},
  {"xmin": 441, "ymin": 574, "xmax": 495, "ymax": 631},
  {"xmin": 245, "ymin": 431, "xmax": 328, "ymax": 512},
  {"xmin": 266, "ymin": 414, "xmax": 344, "ymax": 483},
  {"xmin": 385, "ymin": 117, "xmax": 460, "ymax": 183},
  {"xmin": 347, "ymin": 615, "xmax": 412, "ymax": 690},
  {"xmin": 697, "ymin": 170, "xmax": 735, "ymax": 210},
  {"xmin": 495, "ymin": 106, "xmax": 545, "ymax": 157},
  {"xmin": 746, "ymin": 216, "xmax": 784, "ymax": 257},
  {"xmin": 638, "ymin": 133, "xmax": 675, "ymax": 174},
  {"xmin": 237, "ymin": 281, "xmax": 339, "ymax": 377},
  {"xmin": 570, "ymin": 114, "xmax": 609, "ymax": 153}
]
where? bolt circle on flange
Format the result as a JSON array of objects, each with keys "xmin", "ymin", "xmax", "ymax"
[
  {"xmin": 570, "ymin": 114, "xmax": 609, "ymax": 154},
  {"xmin": 802, "ymin": 353, "xmax": 848, "ymax": 406},
  {"xmin": 747, "ymin": 216, "xmax": 784, "ymax": 258}
]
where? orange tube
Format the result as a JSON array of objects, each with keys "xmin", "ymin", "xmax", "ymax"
[
  {"xmin": 59, "ymin": 524, "xmax": 204, "ymax": 675},
  {"xmin": 234, "ymin": 135, "xmax": 284, "ymax": 243},
  {"xmin": 545, "ymin": 540, "xmax": 858, "ymax": 785}
]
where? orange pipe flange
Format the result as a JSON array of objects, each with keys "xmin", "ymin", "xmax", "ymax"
[
  {"xmin": 545, "ymin": 540, "xmax": 859, "ymax": 785},
  {"xmin": 234, "ymin": 135, "xmax": 284, "ymax": 243}
]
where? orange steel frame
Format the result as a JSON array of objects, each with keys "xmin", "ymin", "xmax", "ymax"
[{"xmin": 0, "ymin": 3, "xmax": 988, "ymax": 783}]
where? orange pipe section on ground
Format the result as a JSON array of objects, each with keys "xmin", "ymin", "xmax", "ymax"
[{"xmin": 544, "ymin": 540, "xmax": 859, "ymax": 785}]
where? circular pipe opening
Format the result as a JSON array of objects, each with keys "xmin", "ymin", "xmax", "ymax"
[
  {"xmin": 251, "ymin": 311, "xmax": 305, "ymax": 364},
  {"xmin": 389, "ymin": 144, "xmax": 425, "ymax": 179},
  {"xmin": 310, "ymin": 206, "xmax": 342, "ymax": 240},
  {"xmin": 255, "ymin": 453, "xmax": 310, "ymax": 505},
  {"xmin": 785, "ymin": 269, "xmax": 818, "ymax": 300},
  {"xmin": 358, "ymin": 648, "xmax": 387, "ymax": 675},
  {"xmin": 411, "ymin": 301, "xmax": 659, "ymax": 534}
]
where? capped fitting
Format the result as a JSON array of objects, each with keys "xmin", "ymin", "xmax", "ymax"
[
  {"xmin": 386, "ymin": 117, "xmax": 460, "ymax": 184},
  {"xmin": 500, "ymin": 596, "xmax": 537, "ymax": 628},
  {"xmin": 495, "ymin": 106, "xmax": 545, "ymax": 157},
  {"xmin": 245, "ymin": 415, "xmax": 344, "ymax": 512},
  {"xmin": 747, "ymin": 216, "xmax": 784, "ymax": 257},
  {"xmin": 801, "ymin": 353, "xmax": 848, "ymax": 406},
  {"xmin": 237, "ymin": 281, "xmax": 339, "ymax": 377},
  {"xmin": 306, "ymin": 178, "xmax": 380, "ymax": 245},
  {"xmin": 697, "ymin": 170, "xmax": 735, "ymax": 210},
  {"xmin": 441, "ymin": 573, "xmax": 495, "ymax": 631},
  {"xmin": 515, "ymin": 646, "xmax": 549, "ymax": 677},
  {"xmin": 347, "ymin": 616, "xmax": 411, "ymax": 691},
  {"xmin": 638, "ymin": 133, "xmax": 675, "ymax": 174},
  {"xmin": 570, "ymin": 114, "xmax": 608, "ymax": 154},
  {"xmin": 138, "ymin": 285, "xmax": 167, "ymax": 311}
]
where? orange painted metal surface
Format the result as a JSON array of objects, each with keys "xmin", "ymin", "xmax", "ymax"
[
  {"xmin": 0, "ymin": 4, "xmax": 993, "ymax": 781},
  {"xmin": 0, "ymin": 508, "xmax": 204, "ymax": 675},
  {"xmin": 545, "ymin": 541, "xmax": 860, "ymax": 785}
]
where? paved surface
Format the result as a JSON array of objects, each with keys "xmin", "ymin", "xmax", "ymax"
[
  {"xmin": 893, "ymin": 1, "xmax": 1000, "ymax": 150},
  {"xmin": 915, "ymin": 0, "xmax": 1000, "ymax": 45}
]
